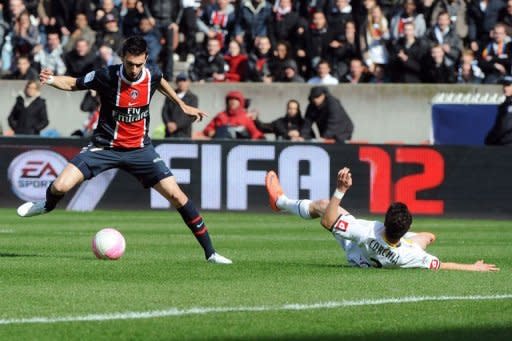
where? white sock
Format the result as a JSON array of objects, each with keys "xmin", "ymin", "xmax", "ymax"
[{"xmin": 276, "ymin": 195, "xmax": 312, "ymax": 219}]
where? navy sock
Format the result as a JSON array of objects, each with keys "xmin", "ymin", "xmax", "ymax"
[
  {"xmin": 177, "ymin": 200, "xmax": 215, "ymax": 259},
  {"xmin": 44, "ymin": 182, "xmax": 64, "ymax": 211}
]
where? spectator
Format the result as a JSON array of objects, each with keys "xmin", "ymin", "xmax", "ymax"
[
  {"xmin": 52, "ymin": 0, "xmax": 93, "ymax": 36},
  {"xmin": 8, "ymin": 80, "xmax": 48, "ymax": 135},
  {"xmin": 426, "ymin": 11, "xmax": 463, "ymax": 66},
  {"xmin": 96, "ymin": 14, "xmax": 123, "ymax": 53},
  {"xmin": 248, "ymin": 35, "xmax": 273, "ymax": 82},
  {"xmin": 224, "ymin": 39, "xmax": 249, "ymax": 82},
  {"xmin": 369, "ymin": 63, "xmax": 390, "ymax": 83},
  {"xmin": 479, "ymin": 23, "xmax": 511, "ymax": 84},
  {"xmin": 294, "ymin": 0, "xmax": 330, "ymax": 20},
  {"xmin": 197, "ymin": 0, "xmax": 237, "ymax": 50},
  {"xmin": 189, "ymin": 38, "xmax": 226, "ymax": 82},
  {"xmin": 430, "ymin": 0, "xmax": 468, "ymax": 40},
  {"xmin": 308, "ymin": 59, "xmax": 339, "ymax": 84},
  {"xmin": 0, "ymin": 5, "xmax": 8, "ymax": 53},
  {"xmin": 360, "ymin": 5, "xmax": 390, "ymax": 68},
  {"xmin": 120, "ymin": 0, "xmax": 146, "ymax": 38},
  {"xmin": 329, "ymin": 20, "xmax": 361, "ymax": 80},
  {"xmin": 63, "ymin": 13, "xmax": 96, "ymax": 53},
  {"xmin": 3, "ymin": 55, "xmax": 38, "ymax": 80},
  {"xmin": 94, "ymin": 44, "xmax": 121, "ymax": 69},
  {"xmin": 390, "ymin": 0, "xmax": 427, "ymax": 40},
  {"xmin": 203, "ymin": 90, "xmax": 264, "ymax": 139},
  {"xmin": 423, "ymin": 44, "xmax": 456, "ymax": 83},
  {"xmin": 268, "ymin": 41, "xmax": 292, "ymax": 81},
  {"xmin": 340, "ymin": 58, "xmax": 371, "ymax": 83},
  {"xmin": 500, "ymin": 0, "xmax": 512, "ymax": 35},
  {"xmin": 301, "ymin": 86, "xmax": 354, "ymax": 142},
  {"xmin": 11, "ymin": 10, "xmax": 39, "ymax": 57},
  {"xmin": 389, "ymin": 22, "xmax": 428, "ymax": 83},
  {"xmin": 253, "ymin": 99, "xmax": 305, "ymax": 140},
  {"xmin": 457, "ymin": 49, "xmax": 485, "ymax": 83},
  {"xmin": 468, "ymin": 0, "xmax": 505, "ymax": 53},
  {"xmin": 64, "ymin": 38, "xmax": 96, "ymax": 77},
  {"xmin": 179, "ymin": 0, "xmax": 201, "ymax": 60},
  {"xmin": 485, "ymin": 75, "xmax": 512, "ymax": 145},
  {"xmin": 276, "ymin": 59, "xmax": 305, "ymax": 82},
  {"xmin": 327, "ymin": 0, "xmax": 355, "ymax": 39},
  {"xmin": 236, "ymin": 0, "xmax": 273, "ymax": 53},
  {"xmin": 135, "ymin": 16, "xmax": 161, "ymax": 68},
  {"xmin": 75, "ymin": 89, "xmax": 100, "ymax": 137},
  {"xmin": 92, "ymin": 0, "xmax": 120, "ymax": 32},
  {"xmin": 297, "ymin": 11, "xmax": 335, "ymax": 75},
  {"xmin": 144, "ymin": 0, "xmax": 181, "ymax": 79},
  {"xmin": 161, "ymin": 73, "xmax": 198, "ymax": 138},
  {"xmin": 1, "ymin": 7, "xmax": 37, "ymax": 72},
  {"xmin": 33, "ymin": 31, "xmax": 67, "ymax": 76},
  {"xmin": 268, "ymin": 0, "xmax": 304, "ymax": 48}
]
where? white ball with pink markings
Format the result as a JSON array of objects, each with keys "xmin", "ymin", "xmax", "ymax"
[{"xmin": 92, "ymin": 228, "xmax": 126, "ymax": 260}]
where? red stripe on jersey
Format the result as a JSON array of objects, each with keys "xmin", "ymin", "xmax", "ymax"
[
  {"xmin": 113, "ymin": 119, "xmax": 146, "ymax": 148},
  {"xmin": 112, "ymin": 68, "xmax": 151, "ymax": 148}
]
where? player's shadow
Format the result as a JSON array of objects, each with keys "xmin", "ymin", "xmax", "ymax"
[
  {"xmin": 0, "ymin": 252, "xmax": 40, "ymax": 258},
  {"xmin": 289, "ymin": 262, "xmax": 354, "ymax": 269}
]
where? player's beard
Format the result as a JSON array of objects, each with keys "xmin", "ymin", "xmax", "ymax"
[{"xmin": 123, "ymin": 68, "xmax": 143, "ymax": 82}]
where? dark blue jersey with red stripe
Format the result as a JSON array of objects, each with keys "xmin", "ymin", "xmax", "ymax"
[{"xmin": 76, "ymin": 64, "xmax": 162, "ymax": 149}]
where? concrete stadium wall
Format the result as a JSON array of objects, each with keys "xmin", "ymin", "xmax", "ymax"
[{"xmin": 0, "ymin": 81, "xmax": 501, "ymax": 143}]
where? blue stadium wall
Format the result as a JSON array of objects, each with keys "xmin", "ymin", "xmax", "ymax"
[{"xmin": 1, "ymin": 137, "xmax": 511, "ymax": 218}]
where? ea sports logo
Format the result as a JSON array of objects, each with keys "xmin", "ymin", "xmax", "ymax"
[{"xmin": 8, "ymin": 150, "xmax": 67, "ymax": 202}]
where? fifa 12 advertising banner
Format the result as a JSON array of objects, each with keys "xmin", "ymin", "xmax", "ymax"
[{"xmin": 1, "ymin": 138, "xmax": 511, "ymax": 217}]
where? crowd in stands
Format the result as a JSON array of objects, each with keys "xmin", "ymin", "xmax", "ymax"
[
  {"xmin": 3, "ymin": 0, "xmax": 512, "ymax": 143},
  {"xmin": 1, "ymin": 0, "xmax": 512, "ymax": 84}
]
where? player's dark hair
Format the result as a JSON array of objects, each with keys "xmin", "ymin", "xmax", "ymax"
[
  {"xmin": 384, "ymin": 202, "xmax": 412, "ymax": 240},
  {"xmin": 122, "ymin": 36, "xmax": 148, "ymax": 57}
]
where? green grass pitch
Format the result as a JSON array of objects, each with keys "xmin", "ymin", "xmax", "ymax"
[{"xmin": 0, "ymin": 208, "xmax": 511, "ymax": 340}]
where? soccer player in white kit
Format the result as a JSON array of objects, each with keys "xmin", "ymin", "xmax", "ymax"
[{"xmin": 265, "ymin": 168, "xmax": 499, "ymax": 272}]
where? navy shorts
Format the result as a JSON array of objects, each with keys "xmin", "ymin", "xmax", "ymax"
[{"xmin": 70, "ymin": 144, "xmax": 173, "ymax": 188}]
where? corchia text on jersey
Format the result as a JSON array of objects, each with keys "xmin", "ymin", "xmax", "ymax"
[{"xmin": 369, "ymin": 239, "xmax": 399, "ymax": 264}]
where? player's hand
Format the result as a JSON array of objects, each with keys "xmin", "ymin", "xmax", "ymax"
[
  {"xmin": 337, "ymin": 167, "xmax": 352, "ymax": 192},
  {"xmin": 39, "ymin": 68, "xmax": 54, "ymax": 85},
  {"xmin": 472, "ymin": 260, "xmax": 500, "ymax": 272},
  {"xmin": 182, "ymin": 104, "xmax": 208, "ymax": 122}
]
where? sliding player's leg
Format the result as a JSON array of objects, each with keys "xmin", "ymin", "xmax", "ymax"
[
  {"xmin": 153, "ymin": 177, "xmax": 232, "ymax": 264},
  {"xmin": 265, "ymin": 170, "xmax": 349, "ymax": 223},
  {"xmin": 17, "ymin": 163, "xmax": 85, "ymax": 217}
]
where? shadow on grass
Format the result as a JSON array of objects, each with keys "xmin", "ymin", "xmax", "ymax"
[
  {"xmin": 225, "ymin": 326, "xmax": 512, "ymax": 341},
  {"xmin": 0, "ymin": 252, "xmax": 40, "ymax": 258}
]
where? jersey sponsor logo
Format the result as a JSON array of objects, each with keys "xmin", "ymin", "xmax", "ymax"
[
  {"xmin": 113, "ymin": 106, "xmax": 150, "ymax": 123},
  {"xmin": 7, "ymin": 150, "xmax": 67, "ymax": 202}
]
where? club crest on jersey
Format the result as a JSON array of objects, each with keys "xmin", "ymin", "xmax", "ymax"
[{"xmin": 130, "ymin": 89, "xmax": 139, "ymax": 100}]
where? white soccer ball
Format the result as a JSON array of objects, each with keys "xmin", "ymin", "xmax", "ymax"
[{"xmin": 92, "ymin": 228, "xmax": 126, "ymax": 260}]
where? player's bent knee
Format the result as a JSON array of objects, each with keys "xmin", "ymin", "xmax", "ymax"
[{"xmin": 52, "ymin": 177, "xmax": 78, "ymax": 194}]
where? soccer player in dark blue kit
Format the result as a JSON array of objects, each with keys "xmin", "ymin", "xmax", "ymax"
[{"xmin": 17, "ymin": 36, "xmax": 232, "ymax": 264}]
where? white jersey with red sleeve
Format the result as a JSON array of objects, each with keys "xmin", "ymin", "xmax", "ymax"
[{"xmin": 331, "ymin": 214, "xmax": 440, "ymax": 270}]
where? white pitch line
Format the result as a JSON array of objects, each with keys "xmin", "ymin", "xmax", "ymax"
[{"xmin": 0, "ymin": 294, "xmax": 511, "ymax": 326}]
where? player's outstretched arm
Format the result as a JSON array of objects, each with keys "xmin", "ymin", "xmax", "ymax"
[
  {"xmin": 40, "ymin": 68, "xmax": 79, "ymax": 91},
  {"xmin": 158, "ymin": 78, "xmax": 208, "ymax": 122},
  {"xmin": 321, "ymin": 167, "xmax": 352, "ymax": 229},
  {"xmin": 439, "ymin": 260, "xmax": 500, "ymax": 272}
]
